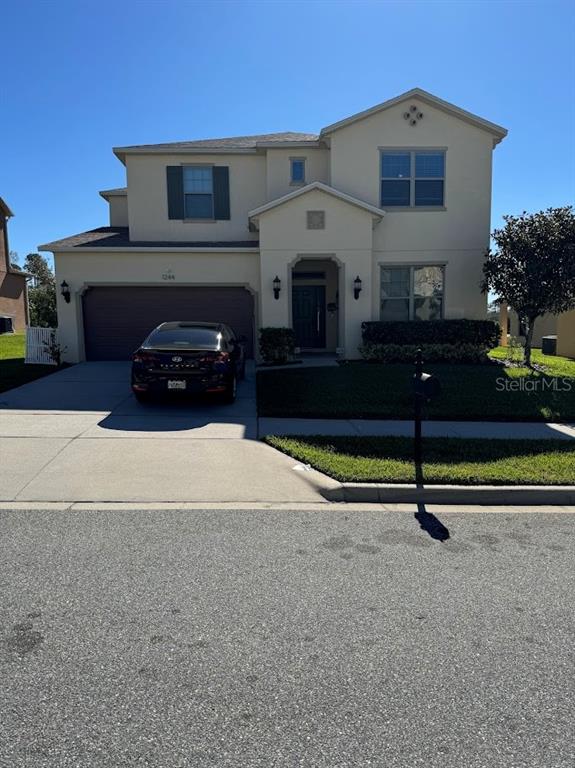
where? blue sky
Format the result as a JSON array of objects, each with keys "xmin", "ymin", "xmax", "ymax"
[{"xmin": 3, "ymin": 0, "xmax": 574, "ymax": 266}]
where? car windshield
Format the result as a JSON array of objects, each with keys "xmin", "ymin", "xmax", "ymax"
[{"xmin": 146, "ymin": 327, "xmax": 221, "ymax": 349}]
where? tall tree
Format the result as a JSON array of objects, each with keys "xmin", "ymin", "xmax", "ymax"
[
  {"xmin": 482, "ymin": 206, "xmax": 575, "ymax": 366},
  {"xmin": 23, "ymin": 252, "xmax": 55, "ymax": 286},
  {"xmin": 24, "ymin": 253, "xmax": 58, "ymax": 327}
]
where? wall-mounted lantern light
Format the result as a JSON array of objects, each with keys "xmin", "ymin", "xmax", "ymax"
[
  {"xmin": 353, "ymin": 275, "xmax": 362, "ymax": 300},
  {"xmin": 60, "ymin": 281, "xmax": 71, "ymax": 304},
  {"xmin": 273, "ymin": 275, "xmax": 281, "ymax": 300}
]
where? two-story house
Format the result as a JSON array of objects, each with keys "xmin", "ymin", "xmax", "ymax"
[
  {"xmin": 1, "ymin": 198, "xmax": 29, "ymax": 333},
  {"xmin": 40, "ymin": 88, "xmax": 507, "ymax": 362}
]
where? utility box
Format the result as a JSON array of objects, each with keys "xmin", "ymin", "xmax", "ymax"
[{"xmin": 542, "ymin": 335, "xmax": 557, "ymax": 356}]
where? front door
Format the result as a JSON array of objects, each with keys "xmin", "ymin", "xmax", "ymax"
[{"xmin": 292, "ymin": 285, "xmax": 326, "ymax": 348}]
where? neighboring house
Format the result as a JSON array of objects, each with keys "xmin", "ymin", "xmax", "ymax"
[
  {"xmin": 0, "ymin": 198, "xmax": 29, "ymax": 333},
  {"xmin": 507, "ymin": 310, "xmax": 575, "ymax": 357},
  {"xmin": 39, "ymin": 88, "xmax": 507, "ymax": 362}
]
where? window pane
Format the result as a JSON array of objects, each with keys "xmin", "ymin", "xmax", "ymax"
[
  {"xmin": 414, "ymin": 297, "xmax": 443, "ymax": 321},
  {"xmin": 291, "ymin": 160, "xmax": 305, "ymax": 182},
  {"xmin": 414, "ymin": 180, "xmax": 444, "ymax": 206},
  {"xmin": 381, "ymin": 299, "xmax": 410, "ymax": 321},
  {"xmin": 381, "ymin": 153, "xmax": 411, "ymax": 179},
  {"xmin": 415, "ymin": 152, "xmax": 444, "ymax": 178},
  {"xmin": 381, "ymin": 180, "xmax": 410, "ymax": 206},
  {"xmin": 185, "ymin": 193, "xmax": 213, "ymax": 218},
  {"xmin": 413, "ymin": 266, "xmax": 444, "ymax": 297},
  {"xmin": 381, "ymin": 267, "xmax": 410, "ymax": 298},
  {"xmin": 148, "ymin": 327, "xmax": 220, "ymax": 348},
  {"xmin": 183, "ymin": 167, "xmax": 213, "ymax": 193}
]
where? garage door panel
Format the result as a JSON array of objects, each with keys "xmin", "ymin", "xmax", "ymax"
[{"xmin": 83, "ymin": 286, "xmax": 255, "ymax": 360}]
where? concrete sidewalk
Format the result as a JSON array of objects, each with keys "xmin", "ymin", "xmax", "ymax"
[{"xmin": 258, "ymin": 417, "xmax": 575, "ymax": 440}]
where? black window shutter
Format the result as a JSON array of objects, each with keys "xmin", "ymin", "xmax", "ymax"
[
  {"xmin": 166, "ymin": 166, "xmax": 184, "ymax": 219},
  {"xmin": 213, "ymin": 166, "xmax": 230, "ymax": 220}
]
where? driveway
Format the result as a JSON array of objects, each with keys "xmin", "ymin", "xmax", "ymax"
[{"xmin": 0, "ymin": 363, "xmax": 338, "ymax": 503}]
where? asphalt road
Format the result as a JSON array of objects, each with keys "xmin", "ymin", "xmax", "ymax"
[{"xmin": 1, "ymin": 507, "xmax": 573, "ymax": 768}]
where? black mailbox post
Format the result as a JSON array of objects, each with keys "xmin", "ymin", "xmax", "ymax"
[{"xmin": 412, "ymin": 349, "xmax": 441, "ymax": 465}]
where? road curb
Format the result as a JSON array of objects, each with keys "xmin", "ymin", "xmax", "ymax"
[{"xmin": 325, "ymin": 483, "xmax": 575, "ymax": 505}]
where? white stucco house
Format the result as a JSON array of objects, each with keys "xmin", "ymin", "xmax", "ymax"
[{"xmin": 40, "ymin": 88, "xmax": 507, "ymax": 362}]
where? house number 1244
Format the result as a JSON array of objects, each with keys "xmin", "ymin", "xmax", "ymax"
[{"xmin": 162, "ymin": 270, "xmax": 175, "ymax": 281}]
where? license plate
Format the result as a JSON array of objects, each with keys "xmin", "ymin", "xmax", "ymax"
[{"xmin": 167, "ymin": 380, "xmax": 186, "ymax": 390}]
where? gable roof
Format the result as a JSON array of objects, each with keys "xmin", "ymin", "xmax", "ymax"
[
  {"xmin": 248, "ymin": 182, "xmax": 384, "ymax": 221},
  {"xmin": 320, "ymin": 88, "xmax": 508, "ymax": 145},
  {"xmin": 114, "ymin": 132, "xmax": 320, "ymax": 162}
]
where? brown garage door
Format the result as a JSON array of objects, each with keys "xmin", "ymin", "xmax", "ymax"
[{"xmin": 83, "ymin": 286, "xmax": 255, "ymax": 360}]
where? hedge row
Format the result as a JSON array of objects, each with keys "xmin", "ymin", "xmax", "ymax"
[
  {"xmin": 259, "ymin": 327, "xmax": 296, "ymax": 364},
  {"xmin": 359, "ymin": 343, "xmax": 491, "ymax": 364},
  {"xmin": 361, "ymin": 319, "xmax": 501, "ymax": 348}
]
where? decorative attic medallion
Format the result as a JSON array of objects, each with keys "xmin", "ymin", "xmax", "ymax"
[{"xmin": 403, "ymin": 104, "xmax": 424, "ymax": 126}]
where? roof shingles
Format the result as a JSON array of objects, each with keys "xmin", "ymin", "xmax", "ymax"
[
  {"xmin": 114, "ymin": 132, "xmax": 319, "ymax": 153},
  {"xmin": 40, "ymin": 227, "xmax": 259, "ymax": 251}
]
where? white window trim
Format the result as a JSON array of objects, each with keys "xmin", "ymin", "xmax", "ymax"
[
  {"xmin": 379, "ymin": 263, "xmax": 446, "ymax": 321},
  {"xmin": 379, "ymin": 148, "xmax": 446, "ymax": 209}
]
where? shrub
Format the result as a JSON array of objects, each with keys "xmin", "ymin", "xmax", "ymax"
[
  {"xmin": 361, "ymin": 319, "xmax": 501, "ymax": 349},
  {"xmin": 259, "ymin": 327, "xmax": 296, "ymax": 364},
  {"xmin": 359, "ymin": 343, "xmax": 491, "ymax": 364}
]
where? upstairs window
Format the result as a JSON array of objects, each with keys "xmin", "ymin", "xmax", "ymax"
[
  {"xmin": 380, "ymin": 265, "xmax": 445, "ymax": 320},
  {"xmin": 290, "ymin": 158, "xmax": 306, "ymax": 185},
  {"xmin": 380, "ymin": 150, "xmax": 445, "ymax": 208},
  {"xmin": 183, "ymin": 166, "xmax": 213, "ymax": 218}
]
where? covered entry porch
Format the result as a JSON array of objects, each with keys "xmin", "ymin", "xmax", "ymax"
[{"xmin": 290, "ymin": 257, "xmax": 342, "ymax": 353}]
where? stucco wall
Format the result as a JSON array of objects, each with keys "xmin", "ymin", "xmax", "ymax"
[
  {"xmin": 508, "ymin": 311, "xmax": 559, "ymax": 344},
  {"xmin": 126, "ymin": 153, "xmax": 265, "ymax": 242},
  {"xmin": 265, "ymin": 148, "xmax": 330, "ymax": 201},
  {"xmin": 328, "ymin": 98, "xmax": 495, "ymax": 254},
  {"xmin": 54, "ymin": 249, "xmax": 260, "ymax": 362},
  {"xmin": 107, "ymin": 195, "xmax": 129, "ymax": 227},
  {"xmin": 258, "ymin": 188, "xmax": 375, "ymax": 356},
  {"xmin": 557, "ymin": 311, "xmax": 575, "ymax": 358},
  {"xmin": 373, "ymin": 249, "xmax": 487, "ymax": 320}
]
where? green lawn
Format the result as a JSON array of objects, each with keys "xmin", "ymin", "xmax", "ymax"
[
  {"xmin": 0, "ymin": 333, "xmax": 61, "ymax": 393},
  {"xmin": 265, "ymin": 435, "xmax": 575, "ymax": 485},
  {"xmin": 257, "ymin": 347, "xmax": 575, "ymax": 422}
]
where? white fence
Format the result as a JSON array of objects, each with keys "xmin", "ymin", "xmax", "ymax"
[{"xmin": 25, "ymin": 327, "xmax": 57, "ymax": 365}]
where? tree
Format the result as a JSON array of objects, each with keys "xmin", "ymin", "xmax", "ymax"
[
  {"xmin": 24, "ymin": 253, "xmax": 58, "ymax": 327},
  {"xmin": 29, "ymin": 284, "xmax": 57, "ymax": 328},
  {"xmin": 24, "ymin": 252, "xmax": 55, "ymax": 287},
  {"xmin": 482, "ymin": 206, "xmax": 575, "ymax": 366}
]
